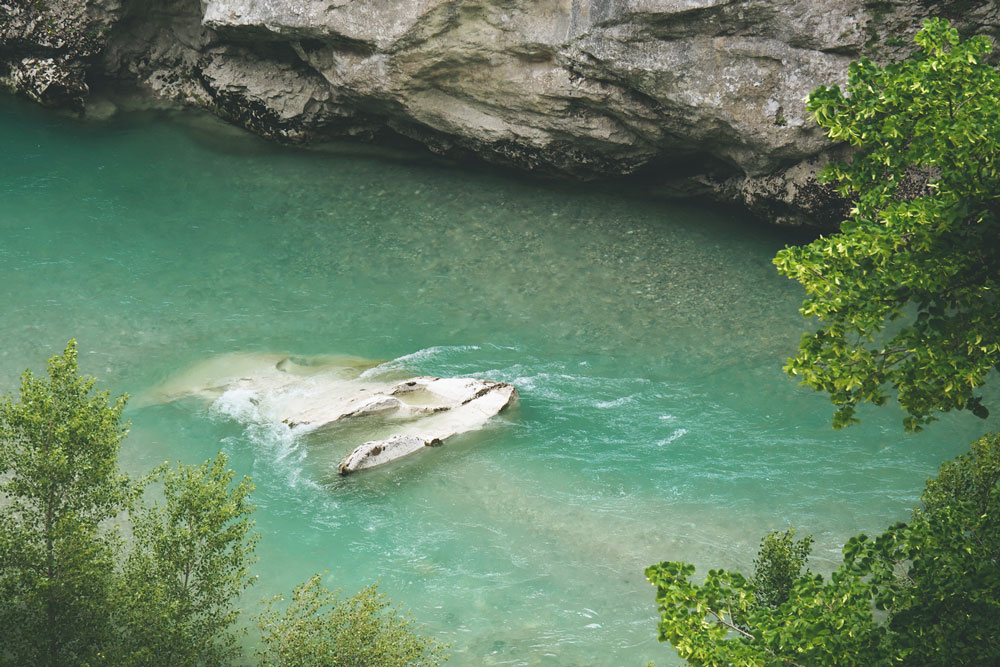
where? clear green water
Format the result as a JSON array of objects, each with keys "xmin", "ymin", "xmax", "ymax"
[{"xmin": 2, "ymin": 94, "xmax": 995, "ymax": 665}]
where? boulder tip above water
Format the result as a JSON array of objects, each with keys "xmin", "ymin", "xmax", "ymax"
[
  {"xmin": 146, "ymin": 352, "xmax": 518, "ymax": 476},
  {"xmin": 336, "ymin": 376, "xmax": 518, "ymax": 475}
]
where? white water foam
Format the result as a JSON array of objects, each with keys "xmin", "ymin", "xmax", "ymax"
[
  {"xmin": 656, "ymin": 428, "xmax": 689, "ymax": 446},
  {"xmin": 593, "ymin": 395, "xmax": 636, "ymax": 409},
  {"xmin": 210, "ymin": 386, "xmax": 314, "ymax": 489},
  {"xmin": 358, "ymin": 345, "xmax": 482, "ymax": 379},
  {"xmin": 480, "ymin": 366, "xmax": 656, "ymax": 407}
]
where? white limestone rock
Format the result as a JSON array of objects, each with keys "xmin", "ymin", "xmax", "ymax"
[
  {"xmin": 147, "ymin": 352, "xmax": 518, "ymax": 476},
  {"xmin": 337, "ymin": 377, "xmax": 519, "ymax": 475}
]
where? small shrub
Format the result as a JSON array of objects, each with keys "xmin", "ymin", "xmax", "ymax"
[{"xmin": 256, "ymin": 574, "xmax": 448, "ymax": 667}]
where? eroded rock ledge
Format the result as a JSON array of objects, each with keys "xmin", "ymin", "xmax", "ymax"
[{"xmin": 2, "ymin": 0, "xmax": 998, "ymax": 225}]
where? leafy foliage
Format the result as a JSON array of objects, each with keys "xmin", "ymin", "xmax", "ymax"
[
  {"xmin": 645, "ymin": 554, "xmax": 882, "ymax": 665},
  {"xmin": 112, "ymin": 454, "xmax": 259, "ymax": 666},
  {"xmin": 749, "ymin": 528, "xmax": 813, "ymax": 610},
  {"xmin": 844, "ymin": 432, "xmax": 1000, "ymax": 665},
  {"xmin": 0, "ymin": 340, "xmax": 131, "ymax": 666},
  {"xmin": 646, "ymin": 432, "xmax": 1000, "ymax": 666},
  {"xmin": 0, "ymin": 342, "xmax": 447, "ymax": 666},
  {"xmin": 256, "ymin": 574, "xmax": 448, "ymax": 667},
  {"xmin": 773, "ymin": 18, "xmax": 1000, "ymax": 431}
]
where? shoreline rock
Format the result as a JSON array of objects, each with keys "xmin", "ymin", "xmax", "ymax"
[{"xmin": 3, "ymin": 0, "xmax": 998, "ymax": 226}]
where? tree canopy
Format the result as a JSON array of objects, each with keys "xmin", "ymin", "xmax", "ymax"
[
  {"xmin": 0, "ymin": 340, "xmax": 131, "ymax": 666},
  {"xmin": 113, "ymin": 454, "xmax": 259, "ymax": 667},
  {"xmin": 0, "ymin": 342, "xmax": 446, "ymax": 666},
  {"xmin": 256, "ymin": 575, "xmax": 449, "ymax": 667},
  {"xmin": 646, "ymin": 432, "xmax": 1000, "ymax": 666},
  {"xmin": 773, "ymin": 18, "xmax": 1000, "ymax": 431}
]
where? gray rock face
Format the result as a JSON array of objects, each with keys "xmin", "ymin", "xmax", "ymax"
[
  {"xmin": 4, "ymin": 0, "xmax": 999, "ymax": 224},
  {"xmin": 185, "ymin": 0, "xmax": 859, "ymax": 180},
  {"xmin": 1, "ymin": 0, "xmax": 121, "ymax": 110}
]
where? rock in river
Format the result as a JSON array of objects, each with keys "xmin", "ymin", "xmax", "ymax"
[{"xmin": 146, "ymin": 352, "xmax": 518, "ymax": 476}]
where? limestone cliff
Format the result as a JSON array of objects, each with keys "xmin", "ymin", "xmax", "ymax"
[
  {"xmin": 0, "ymin": 0, "xmax": 120, "ymax": 110},
  {"xmin": 2, "ymin": 0, "xmax": 997, "ymax": 225}
]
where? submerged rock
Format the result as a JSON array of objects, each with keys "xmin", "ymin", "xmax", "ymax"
[{"xmin": 148, "ymin": 353, "xmax": 517, "ymax": 476}]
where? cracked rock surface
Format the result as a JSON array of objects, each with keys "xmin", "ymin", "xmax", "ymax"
[
  {"xmin": 1, "ymin": 0, "xmax": 120, "ymax": 110},
  {"xmin": 147, "ymin": 352, "xmax": 518, "ymax": 476},
  {"xmin": 4, "ymin": 0, "xmax": 998, "ymax": 225}
]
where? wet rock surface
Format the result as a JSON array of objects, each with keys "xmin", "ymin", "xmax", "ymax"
[
  {"xmin": 4, "ymin": 0, "xmax": 998, "ymax": 225},
  {"xmin": 336, "ymin": 377, "xmax": 519, "ymax": 475},
  {"xmin": 149, "ymin": 353, "xmax": 518, "ymax": 476}
]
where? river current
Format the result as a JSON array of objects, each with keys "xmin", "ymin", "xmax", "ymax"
[{"xmin": 1, "ymin": 95, "xmax": 994, "ymax": 665}]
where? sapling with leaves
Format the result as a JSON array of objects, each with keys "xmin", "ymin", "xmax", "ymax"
[
  {"xmin": 113, "ymin": 453, "xmax": 259, "ymax": 667},
  {"xmin": 0, "ymin": 340, "xmax": 132, "ymax": 666}
]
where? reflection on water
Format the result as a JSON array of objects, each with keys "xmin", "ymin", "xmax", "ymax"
[{"xmin": 1, "ymin": 94, "xmax": 996, "ymax": 665}]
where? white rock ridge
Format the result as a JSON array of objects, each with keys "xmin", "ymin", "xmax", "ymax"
[
  {"xmin": 146, "ymin": 352, "xmax": 518, "ymax": 476},
  {"xmin": 336, "ymin": 376, "xmax": 518, "ymax": 474}
]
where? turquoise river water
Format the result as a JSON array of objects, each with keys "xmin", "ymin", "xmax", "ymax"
[{"xmin": 1, "ymin": 95, "xmax": 996, "ymax": 665}]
